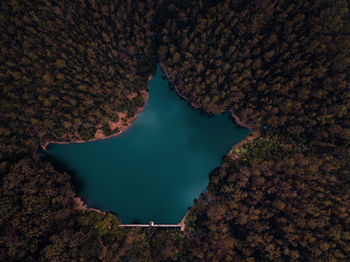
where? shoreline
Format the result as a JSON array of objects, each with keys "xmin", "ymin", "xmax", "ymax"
[
  {"xmin": 178, "ymin": 208, "xmax": 190, "ymax": 231},
  {"xmin": 229, "ymin": 129, "xmax": 260, "ymax": 153},
  {"xmin": 159, "ymin": 61, "xmax": 259, "ymax": 231},
  {"xmin": 159, "ymin": 62, "xmax": 254, "ymax": 129},
  {"xmin": 74, "ymin": 196, "xmax": 106, "ymax": 214},
  {"xmin": 230, "ymin": 110, "xmax": 254, "ymax": 129},
  {"xmin": 43, "ymin": 63, "xmax": 259, "ymax": 227},
  {"xmin": 159, "ymin": 62, "xmax": 200, "ymax": 110},
  {"xmin": 41, "ymin": 75, "xmax": 152, "ymax": 150}
]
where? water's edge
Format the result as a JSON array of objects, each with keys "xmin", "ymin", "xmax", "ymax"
[{"xmin": 39, "ymin": 63, "xmax": 256, "ymax": 227}]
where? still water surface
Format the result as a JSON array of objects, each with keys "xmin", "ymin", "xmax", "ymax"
[{"xmin": 42, "ymin": 65, "xmax": 249, "ymax": 224}]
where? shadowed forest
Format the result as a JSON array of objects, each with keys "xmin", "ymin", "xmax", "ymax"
[{"xmin": 1, "ymin": 0, "xmax": 349, "ymax": 261}]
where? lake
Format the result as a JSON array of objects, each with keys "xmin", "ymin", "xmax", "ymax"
[{"xmin": 41, "ymin": 65, "xmax": 250, "ymax": 224}]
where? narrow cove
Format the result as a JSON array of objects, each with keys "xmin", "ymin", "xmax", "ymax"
[{"xmin": 40, "ymin": 65, "xmax": 250, "ymax": 224}]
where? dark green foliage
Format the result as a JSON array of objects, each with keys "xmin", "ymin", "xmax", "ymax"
[
  {"xmin": 0, "ymin": 156, "xmax": 76, "ymax": 261},
  {"xmin": 0, "ymin": 0, "xmax": 160, "ymax": 261},
  {"xmin": 79, "ymin": 126, "xmax": 97, "ymax": 141},
  {"xmin": 185, "ymin": 135, "xmax": 350, "ymax": 261},
  {"xmin": 0, "ymin": 0, "xmax": 349, "ymax": 261},
  {"xmin": 150, "ymin": 230, "xmax": 189, "ymax": 262},
  {"xmin": 0, "ymin": 0, "xmax": 158, "ymax": 151},
  {"xmin": 102, "ymin": 124, "xmax": 113, "ymax": 137},
  {"xmin": 160, "ymin": 0, "xmax": 350, "ymax": 145},
  {"xmin": 134, "ymin": 94, "xmax": 146, "ymax": 107}
]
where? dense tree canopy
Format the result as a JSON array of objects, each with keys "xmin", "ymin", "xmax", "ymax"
[
  {"xmin": 160, "ymin": 0, "xmax": 350, "ymax": 144},
  {"xmin": 0, "ymin": 0, "xmax": 158, "ymax": 156},
  {"xmin": 185, "ymin": 134, "xmax": 350, "ymax": 261},
  {"xmin": 0, "ymin": 0, "xmax": 349, "ymax": 261}
]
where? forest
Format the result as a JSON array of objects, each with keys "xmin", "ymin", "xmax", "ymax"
[{"xmin": 1, "ymin": 0, "xmax": 349, "ymax": 261}]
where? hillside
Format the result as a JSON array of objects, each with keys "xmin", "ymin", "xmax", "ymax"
[{"xmin": 1, "ymin": 0, "xmax": 349, "ymax": 261}]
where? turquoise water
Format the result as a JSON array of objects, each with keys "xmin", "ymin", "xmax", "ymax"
[{"xmin": 42, "ymin": 65, "xmax": 249, "ymax": 224}]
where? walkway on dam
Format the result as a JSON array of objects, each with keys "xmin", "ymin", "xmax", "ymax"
[
  {"xmin": 120, "ymin": 221, "xmax": 184, "ymax": 231},
  {"xmin": 119, "ymin": 210, "xmax": 189, "ymax": 231}
]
